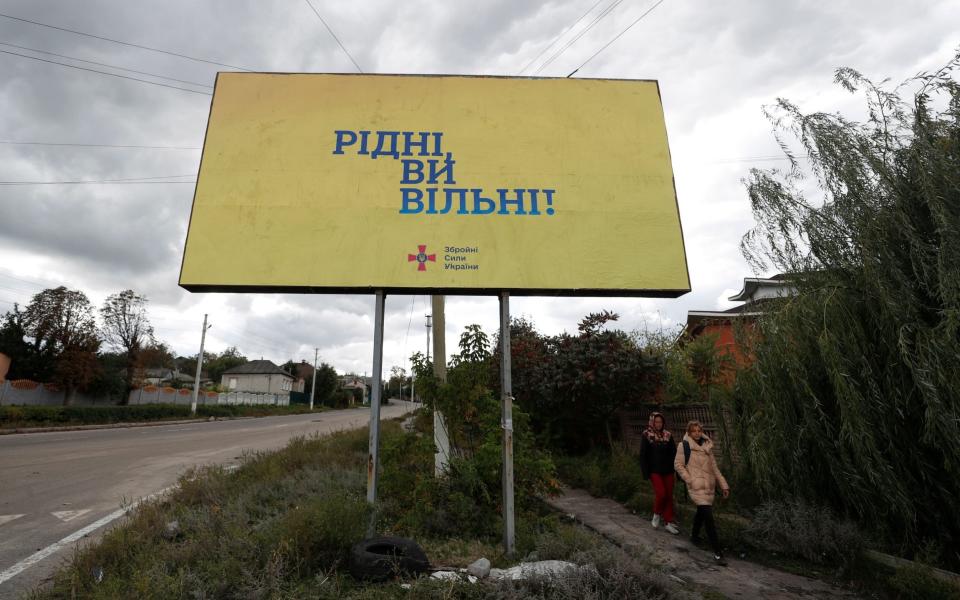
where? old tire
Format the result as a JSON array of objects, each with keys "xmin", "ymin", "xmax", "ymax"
[{"xmin": 349, "ymin": 536, "xmax": 430, "ymax": 582}]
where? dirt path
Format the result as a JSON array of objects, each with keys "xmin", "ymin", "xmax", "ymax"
[{"xmin": 546, "ymin": 487, "xmax": 861, "ymax": 600}]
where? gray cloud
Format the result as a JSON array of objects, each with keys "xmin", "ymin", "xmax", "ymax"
[{"xmin": 0, "ymin": 0, "xmax": 957, "ymax": 375}]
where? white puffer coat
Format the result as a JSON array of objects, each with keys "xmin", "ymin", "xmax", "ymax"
[{"xmin": 674, "ymin": 433, "xmax": 729, "ymax": 506}]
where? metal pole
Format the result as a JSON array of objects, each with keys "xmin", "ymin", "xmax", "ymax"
[
  {"xmin": 366, "ymin": 291, "xmax": 386, "ymax": 505},
  {"xmin": 190, "ymin": 314, "xmax": 209, "ymax": 415},
  {"xmin": 310, "ymin": 348, "xmax": 318, "ymax": 410},
  {"xmin": 425, "ymin": 314, "xmax": 432, "ymax": 362},
  {"xmin": 499, "ymin": 292, "xmax": 515, "ymax": 555}
]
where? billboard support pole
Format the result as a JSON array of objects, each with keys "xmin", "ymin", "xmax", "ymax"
[
  {"xmin": 366, "ymin": 290, "xmax": 386, "ymax": 511},
  {"xmin": 499, "ymin": 291, "xmax": 515, "ymax": 555}
]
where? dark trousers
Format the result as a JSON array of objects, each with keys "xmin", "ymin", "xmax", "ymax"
[{"xmin": 692, "ymin": 505, "xmax": 721, "ymax": 555}]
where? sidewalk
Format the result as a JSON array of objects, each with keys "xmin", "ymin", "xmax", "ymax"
[{"xmin": 546, "ymin": 487, "xmax": 860, "ymax": 600}]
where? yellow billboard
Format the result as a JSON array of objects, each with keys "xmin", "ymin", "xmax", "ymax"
[{"xmin": 179, "ymin": 73, "xmax": 689, "ymax": 296}]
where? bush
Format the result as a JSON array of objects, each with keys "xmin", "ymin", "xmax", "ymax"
[
  {"xmin": 887, "ymin": 564, "xmax": 960, "ymax": 600},
  {"xmin": 0, "ymin": 403, "xmax": 191, "ymax": 427},
  {"xmin": 275, "ymin": 491, "xmax": 371, "ymax": 575},
  {"xmin": 555, "ymin": 447, "xmax": 646, "ymax": 504},
  {"xmin": 377, "ymin": 402, "xmax": 557, "ymax": 542},
  {"xmin": 744, "ymin": 499, "xmax": 864, "ymax": 571}
]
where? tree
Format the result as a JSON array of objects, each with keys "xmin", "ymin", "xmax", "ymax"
[
  {"xmin": 734, "ymin": 54, "xmax": 960, "ymax": 561},
  {"xmin": 0, "ymin": 305, "xmax": 49, "ymax": 381},
  {"xmin": 88, "ymin": 351, "xmax": 128, "ymax": 401},
  {"xmin": 100, "ymin": 290, "xmax": 154, "ymax": 402},
  {"xmin": 388, "ymin": 365, "xmax": 408, "ymax": 399},
  {"xmin": 316, "ymin": 363, "xmax": 339, "ymax": 404},
  {"xmin": 21, "ymin": 287, "xmax": 101, "ymax": 404},
  {"xmin": 550, "ymin": 311, "xmax": 655, "ymax": 451},
  {"xmin": 450, "ymin": 324, "xmax": 490, "ymax": 366},
  {"xmin": 204, "ymin": 347, "xmax": 247, "ymax": 386},
  {"xmin": 139, "ymin": 341, "xmax": 175, "ymax": 370}
]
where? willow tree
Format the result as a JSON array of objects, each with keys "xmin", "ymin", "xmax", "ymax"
[{"xmin": 735, "ymin": 54, "xmax": 960, "ymax": 559}]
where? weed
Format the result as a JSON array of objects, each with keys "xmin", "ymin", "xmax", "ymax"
[
  {"xmin": 887, "ymin": 564, "xmax": 960, "ymax": 600},
  {"xmin": 744, "ymin": 499, "xmax": 864, "ymax": 572}
]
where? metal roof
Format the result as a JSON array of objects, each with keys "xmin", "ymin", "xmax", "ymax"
[{"xmin": 222, "ymin": 359, "xmax": 293, "ymax": 377}]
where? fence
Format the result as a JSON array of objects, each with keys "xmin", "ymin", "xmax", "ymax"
[
  {"xmin": 0, "ymin": 379, "xmax": 113, "ymax": 406},
  {"xmin": 128, "ymin": 386, "xmax": 289, "ymax": 407},
  {"xmin": 0, "ymin": 379, "xmax": 288, "ymax": 408},
  {"xmin": 618, "ymin": 402, "xmax": 734, "ymax": 461}
]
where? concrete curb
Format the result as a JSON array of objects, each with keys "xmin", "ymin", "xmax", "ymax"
[
  {"xmin": 0, "ymin": 418, "xmax": 215, "ymax": 435},
  {"xmin": 0, "ymin": 407, "xmax": 349, "ymax": 436}
]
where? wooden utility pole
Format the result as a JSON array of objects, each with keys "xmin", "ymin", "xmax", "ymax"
[{"xmin": 432, "ymin": 295, "xmax": 450, "ymax": 475}]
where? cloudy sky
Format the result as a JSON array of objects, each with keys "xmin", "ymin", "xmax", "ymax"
[{"xmin": 0, "ymin": 0, "xmax": 956, "ymax": 378}]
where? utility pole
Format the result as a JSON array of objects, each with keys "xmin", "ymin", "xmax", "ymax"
[
  {"xmin": 309, "ymin": 348, "xmax": 318, "ymax": 410},
  {"xmin": 425, "ymin": 314, "xmax": 432, "ymax": 362},
  {"xmin": 190, "ymin": 314, "xmax": 211, "ymax": 415},
  {"xmin": 432, "ymin": 296, "xmax": 450, "ymax": 476}
]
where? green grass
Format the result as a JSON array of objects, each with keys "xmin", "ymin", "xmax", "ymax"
[
  {"xmin": 0, "ymin": 403, "xmax": 326, "ymax": 429},
  {"xmin": 30, "ymin": 415, "xmax": 682, "ymax": 599}
]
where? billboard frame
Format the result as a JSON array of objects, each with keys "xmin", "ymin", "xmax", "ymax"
[{"xmin": 178, "ymin": 72, "xmax": 691, "ymax": 299}]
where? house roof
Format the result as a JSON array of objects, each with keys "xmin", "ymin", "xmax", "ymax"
[
  {"xmin": 222, "ymin": 359, "xmax": 293, "ymax": 378},
  {"xmin": 728, "ymin": 274, "xmax": 794, "ymax": 302},
  {"xmin": 142, "ymin": 368, "xmax": 173, "ymax": 378}
]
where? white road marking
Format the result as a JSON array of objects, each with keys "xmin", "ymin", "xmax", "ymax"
[
  {"xmin": 0, "ymin": 484, "xmax": 174, "ymax": 586},
  {"xmin": 0, "ymin": 515, "xmax": 25, "ymax": 527},
  {"xmin": 51, "ymin": 509, "xmax": 91, "ymax": 523}
]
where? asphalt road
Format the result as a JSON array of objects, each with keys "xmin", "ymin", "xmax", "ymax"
[{"xmin": 0, "ymin": 401, "xmax": 416, "ymax": 599}]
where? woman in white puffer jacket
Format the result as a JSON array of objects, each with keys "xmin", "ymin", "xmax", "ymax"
[{"xmin": 674, "ymin": 420, "xmax": 730, "ymax": 565}]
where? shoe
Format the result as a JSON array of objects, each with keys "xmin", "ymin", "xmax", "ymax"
[
  {"xmin": 651, "ymin": 514, "xmax": 661, "ymax": 529},
  {"xmin": 690, "ymin": 535, "xmax": 702, "ymax": 545},
  {"xmin": 664, "ymin": 523, "xmax": 680, "ymax": 535},
  {"xmin": 714, "ymin": 554, "xmax": 728, "ymax": 566}
]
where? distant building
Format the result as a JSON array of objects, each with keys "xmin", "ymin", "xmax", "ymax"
[
  {"xmin": 221, "ymin": 360, "xmax": 304, "ymax": 395},
  {"xmin": 340, "ymin": 374, "xmax": 370, "ymax": 404},
  {"xmin": 141, "ymin": 368, "xmax": 207, "ymax": 388}
]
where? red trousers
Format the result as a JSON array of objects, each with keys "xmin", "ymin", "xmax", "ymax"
[{"xmin": 650, "ymin": 472, "xmax": 675, "ymax": 523}]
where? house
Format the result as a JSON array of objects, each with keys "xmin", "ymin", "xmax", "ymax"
[
  {"xmin": 340, "ymin": 374, "xmax": 370, "ymax": 404},
  {"xmin": 682, "ymin": 273, "xmax": 796, "ymax": 367},
  {"xmin": 292, "ymin": 360, "xmax": 315, "ymax": 382},
  {"xmin": 221, "ymin": 360, "xmax": 304, "ymax": 395},
  {"xmin": 141, "ymin": 368, "xmax": 209, "ymax": 389}
]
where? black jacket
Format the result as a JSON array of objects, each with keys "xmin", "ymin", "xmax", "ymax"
[{"xmin": 640, "ymin": 435, "xmax": 677, "ymax": 479}]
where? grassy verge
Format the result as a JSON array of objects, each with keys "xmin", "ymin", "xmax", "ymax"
[
  {"xmin": 30, "ymin": 414, "xmax": 682, "ymax": 599},
  {"xmin": 0, "ymin": 403, "xmax": 326, "ymax": 429},
  {"xmin": 556, "ymin": 448, "xmax": 960, "ymax": 600}
]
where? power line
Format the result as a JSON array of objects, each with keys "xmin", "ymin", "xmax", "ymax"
[
  {"xmin": 0, "ymin": 270, "xmax": 69, "ymax": 290},
  {"xmin": 518, "ymin": 0, "xmax": 605, "ymax": 75},
  {"xmin": 0, "ymin": 48, "xmax": 213, "ymax": 95},
  {"xmin": 0, "ymin": 41, "xmax": 213, "ymax": 88},
  {"xmin": 0, "ymin": 174, "xmax": 196, "ymax": 185},
  {"xmin": 0, "ymin": 12, "xmax": 253, "ymax": 72},
  {"xmin": 0, "ymin": 141, "xmax": 200, "ymax": 150},
  {"xmin": 567, "ymin": 0, "xmax": 666, "ymax": 77},
  {"xmin": 533, "ymin": 0, "xmax": 627, "ymax": 75},
  {"xmin": 302, "ymin": 0, "xmax": 363, "ymax": 73},
  {"xmin": 710, "ymin": 154, "xmax": 810, "ymax": 164}
]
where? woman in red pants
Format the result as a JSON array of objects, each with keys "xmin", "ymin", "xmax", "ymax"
[{"xmin": 640, "ymin": 411, "xmax": 679, "ymax": 534}]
